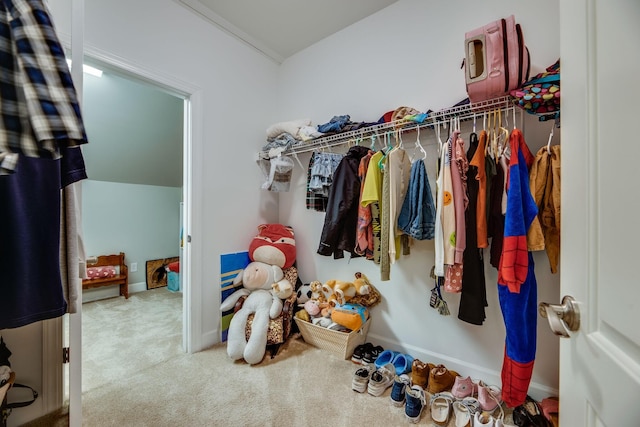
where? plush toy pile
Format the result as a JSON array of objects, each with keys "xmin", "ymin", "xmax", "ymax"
[
  {"xmin": 294, "ymin": 272, "xmax": 380, "ymax": 331},
  {"xmin": 220, "ymin": 224, "xmax": 297, "ymax": 365}
]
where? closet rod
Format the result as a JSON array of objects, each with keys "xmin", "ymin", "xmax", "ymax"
[{"xmin": 261, "ymin": 95, "xmax": 516, "ymax": 158}]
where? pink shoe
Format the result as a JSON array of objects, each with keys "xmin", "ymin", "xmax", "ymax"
[
  {"xmin": 451, "ymin": 375, "xmax": 478, "ymax": 399},
  {"xmin": 477, "ymin": 381, "xmax": 502, "ymax": 413}
]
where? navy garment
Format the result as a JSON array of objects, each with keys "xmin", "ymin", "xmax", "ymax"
[
  {"xmin": 397, "ymin": 159, "xmax": 435, "ymax": 240},
  {"xmin": 0, "ymin": 147, "xmax": 86, "ymax": 329}
]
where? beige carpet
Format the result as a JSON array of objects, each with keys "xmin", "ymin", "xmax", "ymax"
[{"xmin": 79, "ymin": 289, "xmax": 515, "ymax": 426}]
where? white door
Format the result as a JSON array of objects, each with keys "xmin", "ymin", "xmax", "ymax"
[{"xmin": 558, "ymin": 0, "xmax": 640, "ymax": 426}]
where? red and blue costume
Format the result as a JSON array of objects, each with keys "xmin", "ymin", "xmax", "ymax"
[{"xmin": 497, "ymin": 129, "xmax": 538, "ymax": 408}]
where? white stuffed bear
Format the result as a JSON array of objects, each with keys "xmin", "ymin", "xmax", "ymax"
[{"xmin": 220, "ymin": 261, "xmax": 286, "ymax": 365}]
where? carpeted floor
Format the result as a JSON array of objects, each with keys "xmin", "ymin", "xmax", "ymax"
[{"xmin": 75, "ymin": 288, "xmax": 517, "ymax": 426}]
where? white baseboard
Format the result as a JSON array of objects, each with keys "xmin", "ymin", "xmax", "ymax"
[{"xmin": 82, "ymin": 281, "xmax": 147, "ymax": 303}]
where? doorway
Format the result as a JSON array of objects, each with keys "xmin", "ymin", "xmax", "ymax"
[{"xmin": 60, "ymin": 53, "xmax": 197, "ymax": 419}]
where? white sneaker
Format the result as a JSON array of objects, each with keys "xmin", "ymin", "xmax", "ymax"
[
  {"xmin": 367, "ymin": 362, "xmax": 395, "ymax": 396},
  {"xmin": 351, "ymin": 364, "xmax": 373, "ymax": 393}
]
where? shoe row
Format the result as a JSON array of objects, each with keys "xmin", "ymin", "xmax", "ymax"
[{"xmin": 351, "ymin": 353, "xmax": 509, "ymax": 425}]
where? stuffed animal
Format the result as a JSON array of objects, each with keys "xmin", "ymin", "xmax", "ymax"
[
  {"xmin": 322, "ymin": 279, "xmax": 357, "ymax": 307},
  {"xmin": 220, "ymin": 261, "xmax": 286, "ymax": 365},
  {"xmin": 221, "ymin": 224, "xmax": 299, "ymax": 365},
  {"xmin": 249, "ymin": 223, "xmax": 296, "ymax": 269},
  {"xmin": 249, "ymin": 224, "xmax": 297, "ymax": 299},
  {"xmin": 309, "ymin": 281, "xmax": 326, "ymax": 304},
  {"xmin": 353, "ymin": 272, "xmax": 372, "ymax": 296},
  {"xmin": 296, "ymin": 282, "xmax": 313, "ymax": 304}
]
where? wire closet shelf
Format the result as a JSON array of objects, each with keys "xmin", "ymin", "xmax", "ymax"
[{"xmin": 261, "ymin": 96, "xmax": 520, "ymax": 158}]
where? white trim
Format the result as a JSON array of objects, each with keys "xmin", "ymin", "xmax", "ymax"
[
  {"xmin": 174, "ymin": 0, "xmax": 284, "ymax": 64},
  {"xmin": 41, "ymin": 319, "xmax": 64, "ymax": 414},
  {"xmin": 68, "ymin": 1, "xmax": 84, "ymax": 425},
  {"xmin": 78, "ymin": 44, "xmax": 204, "ymax": 354}
]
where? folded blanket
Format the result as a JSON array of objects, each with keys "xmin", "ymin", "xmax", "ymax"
[{"xmin": 266, "ymin": 118, "xmax": 312, "ymax": 140}]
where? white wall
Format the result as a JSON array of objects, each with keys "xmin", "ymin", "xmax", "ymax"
[
  {"xmin": 277, "ymin": 0, "xmax": 561, "ymax": 397},
  {"xmin": 82, "ymin": 180, "xmax": 182, "ymax": 298},
  {"xmin": 67, "ymin": 0, "xmax": 281, "ymax": 347}
]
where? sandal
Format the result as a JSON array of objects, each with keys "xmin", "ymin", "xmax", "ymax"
[
  {"xmin": 430, "ymin": 391, "xmax": 455, "ymax": 426},
  {"xmin": 452, "ymin": 397, "xmax": 480, "ymax": 427}
]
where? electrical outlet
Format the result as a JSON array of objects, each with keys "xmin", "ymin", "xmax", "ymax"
[{"xmin": 131, "ymin": 262, "xmax": 138, "ymax": 272}]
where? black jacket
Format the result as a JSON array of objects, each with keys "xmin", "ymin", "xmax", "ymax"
[{"xmin": 317, "ymin": 146, "xmax": 372, "ymax": 259}]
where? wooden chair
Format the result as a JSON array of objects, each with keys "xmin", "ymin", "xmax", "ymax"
[{"xmin": 82, "ymin": 252, "xmax": 129, "ymax": 299}]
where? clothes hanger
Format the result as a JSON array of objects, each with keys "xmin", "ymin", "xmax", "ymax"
[
  {"xmin": 396, "ymin": 128, "xmax": 404, "ymax": 150},
  {"xmin": 436, "ymin": 121, "xmax": 444, "ymax": 155},
  {"xmin": 546, "ymin": 120, "xmax": 555, "ymax": 155},
  {"xmin": 378, "ymin": 131, "xmax": 394, "ymax": 169},
  {"xmin": 411, "ymin": 125, "xmax": 427, "ymax": 162}
]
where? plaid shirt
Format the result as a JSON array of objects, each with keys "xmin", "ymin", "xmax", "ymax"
[
  {"xmin": 306, "ymin": 152, "xmax": 328, "ymax": 212},
  {"xmin": 0, "ymin": 0, "xmax": 87, "ymax": 174}
]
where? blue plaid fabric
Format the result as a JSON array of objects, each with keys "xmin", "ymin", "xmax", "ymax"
[{"xmin": 0, "ymin": 0, "xmax": 87, "ymax": 174}]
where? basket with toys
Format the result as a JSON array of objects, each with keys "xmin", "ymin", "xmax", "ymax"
[{"xmin": 294, "ymin": 272, "xmax": 381, "ymax": 359}]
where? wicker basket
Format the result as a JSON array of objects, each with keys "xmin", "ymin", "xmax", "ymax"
[{"xmin": 294, "ymin": 317, "xmax": 371, "ymax": 359}]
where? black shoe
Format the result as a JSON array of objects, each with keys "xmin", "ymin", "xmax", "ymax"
[
  {"xmin": 513, "ymin": 395, "xmax": 552, "ymax": 427},
  {"xmin": 351, "ymin": 343, "xmax": 373, "ymax": 364},
  {"xmin": 362, "ymin": 345, "xmax": 384, "ymax": 364}
]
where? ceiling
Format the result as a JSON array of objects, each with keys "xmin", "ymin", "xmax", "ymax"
[{"xmin": 177, "ymin": 0, "xmax": 399, "ymax": 63}]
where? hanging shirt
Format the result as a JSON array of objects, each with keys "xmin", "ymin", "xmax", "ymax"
[
  {"xmin": 0, "ymin": 145, "xmax": 87, "ymax": 329},
  {"xmin": 458, "ymin": 133, "xmax": 487, "ymax": 325},
  {"xmin": 361, "ymin": 150, "xmax": 384, "ymax": 264},
  {"xmin": 387, "ymin": 147, "xmax": 411, "ymax": 264},
  {"xmin": 434, "ymin": 142, "xmax": 446, "ymax": 276},
  {"xmin": 0, "ymin": 0, "xmax": 88, "ymax": 174},
  {"xmin": 450, "ymin": 130, "xmax": 468, "ymax": 264},
  {"xmin": 355, "ymin": 151, "xmax": 374, "ymax": 259},
  {"xmin": 527, "ymin": 145, "xmax": 561, "ymax": 273},
  {"xmin": 442, "ymin": 138, "xmax": 456, "ymax": 265},
  {"xmin": 470, "ymin": 130, "xmax": 489, "ymax": 248}
]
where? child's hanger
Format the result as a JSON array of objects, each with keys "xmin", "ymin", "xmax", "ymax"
[
  {"xmin": 378, "ymin": 131, "xmax": 394, "ymax": 169},
  {"xmin": 546, "ymin": 121, "xmax": 555, "ymax": 155},
  {"xmin": 412, "ymin": 125, "xmax": 427, "ymax": 162},
  {"xmin": 436, "ymin": 121, "xmax": 444, "ymax": 155},
  {"xmin": 497, "ymin": 109, "xmax": 510, "ymax": 159}
]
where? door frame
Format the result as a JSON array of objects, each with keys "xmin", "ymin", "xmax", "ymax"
[
  {"xmin": 75, "ymin": 44, "xmax": 205, "ymax": 353},
  {"xmin": 42, "ymin": 42, "xmax": 205, "ymax": 427}
]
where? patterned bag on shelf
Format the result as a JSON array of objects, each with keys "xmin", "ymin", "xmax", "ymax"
[{"xmin": 510, "ymin": 59, "xmax": 560, "ymax": 116}]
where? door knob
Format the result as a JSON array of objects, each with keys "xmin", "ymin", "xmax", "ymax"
[{"xmin": 539, "ymin": 295, "xmax": 580, "ymax": 338}]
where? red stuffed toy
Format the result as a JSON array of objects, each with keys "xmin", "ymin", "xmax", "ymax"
[
  {"xmin": 249, "ymin": 224, "xmax": 296, "ymax": 269},
  {"xmin": 248, "ymin": 223, "xmax": 297, "ymax": 300}
]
